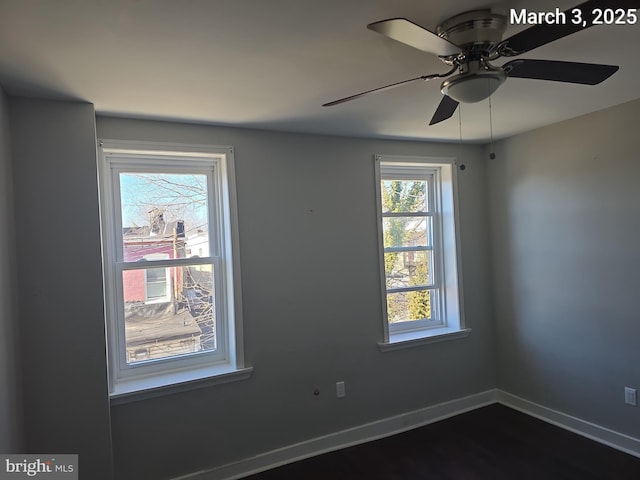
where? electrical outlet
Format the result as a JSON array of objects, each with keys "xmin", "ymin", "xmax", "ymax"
[
  {"xmin": 624, "ymin": 387, "xmax": 637, "ymax": 406},
  {"xmin": 336, "ymin": 381, "xmax": 346, "ymax": 398}
]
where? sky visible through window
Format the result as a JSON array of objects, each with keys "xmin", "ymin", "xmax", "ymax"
[{"xmin": 119, "ymin": 173, "xmax": 208, "ymax": 235}]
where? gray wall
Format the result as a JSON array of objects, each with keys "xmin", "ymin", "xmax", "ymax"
[
  {"xmin": 488, "ymin": 98, "xmax": 640, "ymax": 437},
  {"xmin": 0, "ymin": 86, "xmax": 22, "ymax": 452},
  {"xmin": 9, "ymin": 98, "xmax": 113, "ymax": 479},
  {"xmin": 8, "ymin": 92, "xmax": 640, "ymax": 478},
  {"xmin": 97, "ymin": 117, "xmax": 496, "ymax": 480}
]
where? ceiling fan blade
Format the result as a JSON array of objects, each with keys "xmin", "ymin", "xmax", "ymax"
[
  {"xmin": 322, "ymin": 76, "xmax": 427, "ymax": 107},
  {"xmin": 504, "ymin": 59, "xmax": 619, "ymax": 84},
  {"xmin": 500, "ymin": 0, "xmax": 640, "ymax": 56},
  {"xmin": 323, "ymin": 66, "xmax": 457, "ymax": 107},
  {"xmin": 367, "ymin": 18, "xmax": 462, "ymax": 57},
  {"xmin": 429, "ymin": 95, "xmax": 459, "ymax": 125}
]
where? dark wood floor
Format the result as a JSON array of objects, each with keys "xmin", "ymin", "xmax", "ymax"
[{"xmin": 243, "ymin": 404, "xmax": 640, "ymax": 479}]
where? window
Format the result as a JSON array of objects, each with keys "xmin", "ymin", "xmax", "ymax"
[
  {"xmin": 375, "ymin": 156, "xmax": 469, "ymax": 350},
  {"xmin": 143, "ymin": 253, "xmax": 170, "ymax": 303},
  {"xmin": 145, "ymin": 267, "xmax": 168, "ymax": 301},
  {"xmin": 99, "ymin": 141, "xmax": 250, "ymax": 399}
]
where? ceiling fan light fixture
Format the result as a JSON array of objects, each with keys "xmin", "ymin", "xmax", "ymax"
[{"xmin": 441, "ymin": 69, "xmax": 506, "ymax": 103}]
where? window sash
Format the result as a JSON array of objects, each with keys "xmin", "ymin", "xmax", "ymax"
[
  {"xmin": 377, "ymin": 161, "xmax": 446, "ymax": 332},
  {"xmin": 113, "ymin": 258, "xmax": 226, "ymax": 379},
  {"xmin": 100, "ymin": 143, "xmax": 235, "ymax": 388},
  {"xmin": 110, "ymin": 164, "xmax": 219, "ymax": 264}
]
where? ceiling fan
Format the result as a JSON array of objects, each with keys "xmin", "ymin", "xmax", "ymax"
[{"xmin": 323, "ymin": 0, "xmax": 639, "ymax": 125}]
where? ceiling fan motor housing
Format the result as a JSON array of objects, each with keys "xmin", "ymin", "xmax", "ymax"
[
  {"xmin": 436, "ymin": 10, "xmax": 507, "ymax": 58},
  {"xmin": 436, "ymin": 10, "xmax": 508, "ymax": 103}
]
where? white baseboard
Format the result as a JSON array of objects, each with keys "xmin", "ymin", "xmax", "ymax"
[
  {"xmin": 496, "ymin": 390, "xmax": 640, "ymax": 458},
  {"xmin": 172, "ymin": 389, "xmax": 499, "ymax": 480},
  {"xmin": 172, "ymin": 389, "xmax": 640, "ymax": 480}
]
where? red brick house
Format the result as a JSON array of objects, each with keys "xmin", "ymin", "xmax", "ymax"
[{"xmin": 122, "ymin": 212, "xmax": 185, "ymax": 304}]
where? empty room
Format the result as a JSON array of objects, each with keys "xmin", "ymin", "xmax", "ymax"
[{"xmin": 1, "ymin": 1, "xmax": 640, "ymax": 479}]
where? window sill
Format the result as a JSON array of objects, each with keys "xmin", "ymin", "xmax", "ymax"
[
  {"xmin": 109, "ymin": 364, "xmax": 253, "ymax": 405},
  {"xmin": 378, "ymin": 327, "xmax": 471, "ymax": 352}
]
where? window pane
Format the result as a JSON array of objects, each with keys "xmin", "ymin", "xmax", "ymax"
[
  {"xmin": 146, "ymin": 267, "xmax": 166, "ymax": 283},
  {"xmin": 120, "ymin": 173, "xmax": 210, "ymax": 261},
  {"xmin": 384, "ymin": 251, "xmax": 432, "ymax": 289},
  {"xmin": 122, "ymin": 264, "xmax": 216, "ymax": 364},
  {"xmin": 386, "ymin": 290, "xmax": 433, "ymax": 323},
  {"xmin": 145, "ymin": 266, "xmax": 168, "ymax": 301},
  {"xmin": 381, "ymin": 179, "xmax": 427, "ymax": 213},
  {"xmin": 382, "ymin": 216, "xmax": 431, "ymax": 248}
]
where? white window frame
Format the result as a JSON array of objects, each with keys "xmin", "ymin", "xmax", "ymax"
[
  {"xmin": 99, "ymin": 140, "xmax": 251, "ymax": 402},
  {"xmin": 375, "ymin": 155, "xmax": 470, "ymax": 350}
]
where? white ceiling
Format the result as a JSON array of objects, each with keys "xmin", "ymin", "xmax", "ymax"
[{"xmin": 1, "ymin": 0, "xmax": 639, "ymax": 142}]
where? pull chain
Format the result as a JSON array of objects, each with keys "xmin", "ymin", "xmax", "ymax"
[
  {"xmin": 458, "ymin": 103, "xmax": 465, "ymax": 170},
  {"xmin": 489, "ymin": 84, "xmax": 496, "ymax": 160}
]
